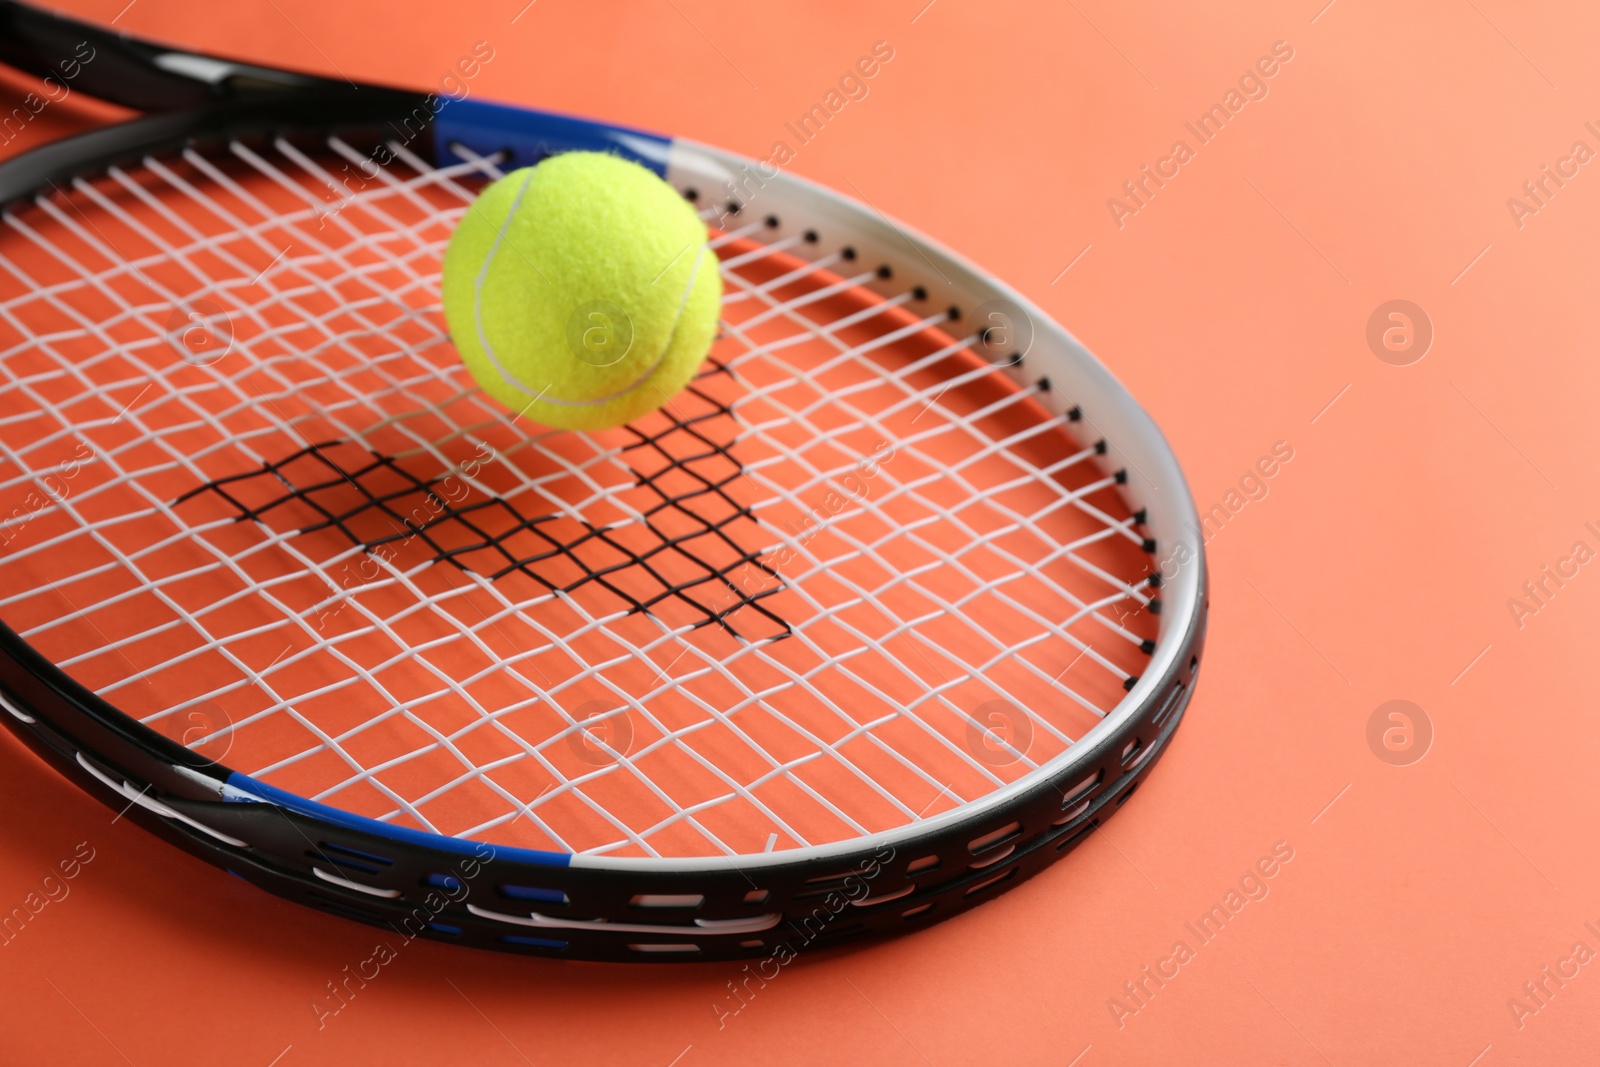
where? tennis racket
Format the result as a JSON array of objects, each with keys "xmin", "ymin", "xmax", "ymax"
[{"xmin": 0, "ymin": 0, "xmax": 1207, "ymax": 961}]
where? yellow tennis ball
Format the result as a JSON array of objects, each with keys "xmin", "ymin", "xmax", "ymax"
[{"xmin": 441, "ymin": 151, "xmax": 722, "ymax": 431}]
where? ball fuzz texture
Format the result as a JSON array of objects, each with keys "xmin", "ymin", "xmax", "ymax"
[{"xmin": 441, "ymin": 151, "xmax": 721, "ymax": 431}]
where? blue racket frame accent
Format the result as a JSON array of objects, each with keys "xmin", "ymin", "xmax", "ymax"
[
  {"xmin": 224, "ymin": 771, "xmax": 573, "ymax": 868},
  {"xmin": 433, "ymin": 97, "xmax": 673, "ymax": 175}
]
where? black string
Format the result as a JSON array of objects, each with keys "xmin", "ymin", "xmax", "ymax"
[{"xmin": 175, "ymin": 362, "xmax": 789, "ymax": 642}]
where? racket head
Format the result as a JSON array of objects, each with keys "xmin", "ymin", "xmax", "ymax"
[{"xmin": 0, "ymin": 10, "xmax": 1206, "ymax": 959}]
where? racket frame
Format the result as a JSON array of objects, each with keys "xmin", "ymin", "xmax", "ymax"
[{"xmin": 0, "ymin": 0, "xmax": 1207, "ymax": 959}]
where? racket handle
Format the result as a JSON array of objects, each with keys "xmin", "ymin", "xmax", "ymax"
[{"xmin": 0, "ymin": 0, "xmax": 352, "ymax": 112}]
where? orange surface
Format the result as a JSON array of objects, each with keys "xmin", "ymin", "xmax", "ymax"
[{"xmin": 2, "ymin": 0, "xmax": 1598, "ymax": 1063}]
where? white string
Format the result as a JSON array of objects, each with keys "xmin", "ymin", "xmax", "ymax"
[{"xmin": 0, "ymin": 138, "xmax": 1159, "ymax": 859}]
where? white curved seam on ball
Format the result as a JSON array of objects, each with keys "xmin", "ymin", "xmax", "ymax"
[
  {"xmin": 472, "ymin": 167, "xmax": 543, "ymax": 395},
  {"xmin": 536, "ymin": 242, "xmax": 709, "ymax": 408}
]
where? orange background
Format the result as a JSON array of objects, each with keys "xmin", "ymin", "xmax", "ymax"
[{"xmin": 3, "ymin": 0, "xmax": 1598, "ymax": 1063}]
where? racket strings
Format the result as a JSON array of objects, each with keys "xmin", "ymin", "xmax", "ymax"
[
  {"xmin": 0, "ymin": 134, "xmax": 1158, "ymax": 859},
  {"xmin": 710, "ymin": 246, "xmax": 1156, "ymax": 681},
  {"xmin": 701, "ymin": 269, "xmax": 1149, "ymax": 773},
  {"xmin": 168, "ymin": 363, "xmax": 790, "ymax": 642}
]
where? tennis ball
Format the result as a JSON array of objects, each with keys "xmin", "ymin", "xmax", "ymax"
[{"xmin": 441, "ymin": 151, "xmax": 722, "ymax": 431}]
